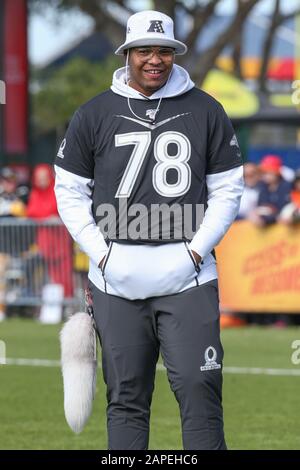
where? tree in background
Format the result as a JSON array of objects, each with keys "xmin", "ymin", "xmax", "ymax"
[
  {"xmin": 30, "ymin": 0, "xmax": 261, "ymax": 85},
  {"xmin": 32, "ymin": 56, "xmax": 120, "ymax": 133},
  {"xmin": 30, "ymin": 0, "xmax": 300, "ymax": 132},
  {"xmin": 258, "ymin": 0, "xmax": 300, "ymax": 93},
  {"xmin": 30, "ymin": 0, "xmax": 300, "ymax": 85}
]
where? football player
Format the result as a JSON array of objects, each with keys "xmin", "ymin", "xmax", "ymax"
[{"xmin": 55, "ymin": 10, "xmax": 244, "ymax": 450}]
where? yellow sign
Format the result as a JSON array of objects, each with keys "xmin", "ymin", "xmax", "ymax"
[
  {"xmin": 202, "ymin": 70, "xmax": 259, "ymax": 118},
  {"xmin": 295, "ymin": 14, "xmax": 300, "ymax": 80},
  {"xmin": 73, "ymin": 242, "xmax": 89, "ymax": 271},
  {"xmin": 216, "ymin": 221, "xmax": 300, "ymax": 312}
]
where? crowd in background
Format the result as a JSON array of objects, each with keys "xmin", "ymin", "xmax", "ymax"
[
  {"xmin": 226, "ymin": 154, "xmax": 300, "ymax": 327},
  {"xmin": 0, "ymin": 164, "xmax": 73, "ymax": 321},
  {"xmin": 0, "ymin": 163, "xmax": 56, "ymax": 218},
  {"xmin": 238, "ymin": 155, "xmax": 300, "ymax": 226}
]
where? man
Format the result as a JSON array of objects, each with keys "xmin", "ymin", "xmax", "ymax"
[
  {"xmin": 237, "ymin": 162, "xmax": 261, "ymax": 220},
  {"xmin": 249, "ymin": 155, "xmax": 291, "ymax": 227},
  {"xmin": 54, "ymin": 10, "xmax": 244, "ymax": 450},
  {"xmin": 279, "ymin": 169, "xmax": 300, "ymax": 224}
]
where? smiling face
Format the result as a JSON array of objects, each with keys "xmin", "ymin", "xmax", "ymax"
[{"xmin": 126, "ymin": 46, "xmax": 175, "ymax": 96}]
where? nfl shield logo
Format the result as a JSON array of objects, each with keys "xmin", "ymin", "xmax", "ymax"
[{"xmin": 146, "ymin": 109, "xmax": 157, "ymax": 120}]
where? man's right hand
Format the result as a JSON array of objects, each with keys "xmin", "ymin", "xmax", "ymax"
[
  {"xmin": 98, "ymin": 255, "xmax": 106, "ymax": 271},
  {"xmin": 191, "ymin": 250, "xmax": 201, "ymax": 265}
]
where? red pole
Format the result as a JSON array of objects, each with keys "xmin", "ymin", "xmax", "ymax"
[{"xmin": 3, "ymin": 0, "xmax": 28, "ymax": 154}]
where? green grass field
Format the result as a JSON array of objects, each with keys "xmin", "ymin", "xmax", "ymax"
[{"xmin": 1, "ymin": 318, "xmax": 300, "ymax": 450}]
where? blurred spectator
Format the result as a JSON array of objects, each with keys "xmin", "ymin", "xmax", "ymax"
[
  {"xmin": 249, "ymin": 155, "xmax": 291, "ymax": 227},
  {"xmin": 0, "ymin": 167, "xmax": 26, "ymax": 321},
  {"xmin": 10, "ymin": 163, "xmax": 31, "ymax": 205},
  {"xmin": 27, "ymin": 164, "xmax": 58, "ymax": 220},
  {"xmin": 281, "ymin": 165, "xmax": 295, "ymax": 183},
  {"xmin": 0, "ymin": 167, "xmax": 26, "ymax": 218},
  {"xmin": 279, "ymin": 170, "xmax": 300, "ymax": 225},
  {"xmin": 27, "ymin": 164, "xmax": 74, "ymax": 298},
  {"xmin": 237, "ymin": 162, "xmax": 261, "ymax": 220}
]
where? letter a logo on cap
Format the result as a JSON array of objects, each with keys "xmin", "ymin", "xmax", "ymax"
[{"xmin": 147, "ymin": 20, "xmax": 164, "ymax": 33}]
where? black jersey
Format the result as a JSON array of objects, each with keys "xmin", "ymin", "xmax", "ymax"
[{"xmin": 55, "ymin": 88, "xmax": 242, "ymax": 242}]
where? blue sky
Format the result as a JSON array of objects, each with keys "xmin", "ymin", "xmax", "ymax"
[{"xmin": 29, "ymin": 0, "xmax": 300, "ymax": 66}]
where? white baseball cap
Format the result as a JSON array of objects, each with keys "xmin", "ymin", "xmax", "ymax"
[{"xmin": 115, "ymin": 10, "xmax": 187, "ymax": 56}]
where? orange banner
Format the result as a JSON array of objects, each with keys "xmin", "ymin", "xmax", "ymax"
[{"xmin": 216, "ymin": 221, "xmax": 300, "ymax": 313}]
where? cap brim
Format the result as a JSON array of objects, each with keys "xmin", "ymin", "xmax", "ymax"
[{"xmin": 115, "ymin": 37, "xmax": 187, "ymax": 55}]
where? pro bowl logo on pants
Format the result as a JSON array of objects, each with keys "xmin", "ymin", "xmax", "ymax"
[{"xmin": 200, "ymin": 346, "xmax": 221, "ymax": 371}]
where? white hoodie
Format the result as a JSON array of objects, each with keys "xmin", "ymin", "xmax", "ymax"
[
  {"xmin": 111, "ymin": 64, "xmax": 194, "ymax": 99},
  {"xmin": 54, "ymin": 64, "xmax": 244, "ymax": 300}
]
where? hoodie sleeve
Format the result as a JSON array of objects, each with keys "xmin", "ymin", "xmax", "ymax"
[
  {"xmin": 189, "ymin": 166, "xmax": 244, "ymax": 258},
  {"xmin": 206, "ymin": 103, "xmax": 243, "ymax": 174},
  {"xmin": 55, "ymin": 108, "xmax": 94, "ymax": 179},
  {"xmin": 189, "ymin": 104, "xmax": 244, "ymax": 258},
  {"xmin": 54, "ymin": 165, "xmax": 108, "ymax": 266},
  {"xmin": 54, "ymin": 107, "xmax": 108, "ymax": 265}
]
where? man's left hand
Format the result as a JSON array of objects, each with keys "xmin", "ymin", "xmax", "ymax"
[{"xmin": 191, "ymin": 250, "xmax": 201, "ymax": 265}]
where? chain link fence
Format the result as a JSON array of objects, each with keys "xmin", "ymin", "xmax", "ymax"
[{"xmin": 0, "ymin": 218, "xmax": 88, "ymax": 314}]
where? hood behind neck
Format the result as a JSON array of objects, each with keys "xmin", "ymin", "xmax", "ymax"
[{"xmin": 111, "ymin": 64, "xmax": 194, "ymax": 100}]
